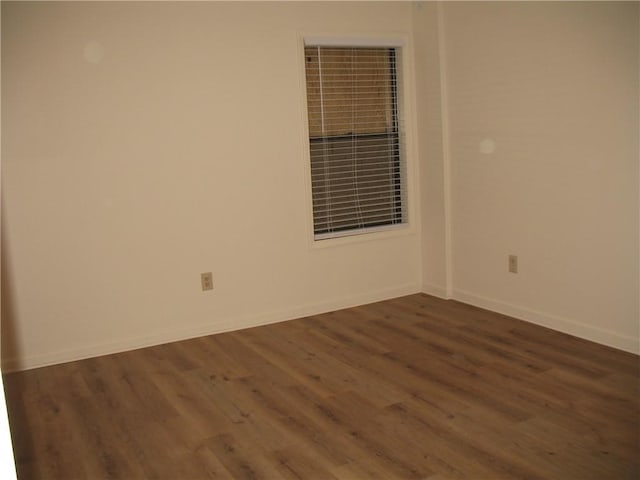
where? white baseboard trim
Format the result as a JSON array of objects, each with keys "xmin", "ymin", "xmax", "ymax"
[
  {"xmin": 453, "ymin": 289, "xmax": 640, "ymax": 355},
  {"xmin": 422, "ymin": 283, "xmax": 451, "ymax": 299},
  {"xmin": 2, "ymin": 283, "xmax": 422, "ymax": 372}
]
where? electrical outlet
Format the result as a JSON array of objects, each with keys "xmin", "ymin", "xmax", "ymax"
[
  {"xmin": 201, "ymin": 272, "xmax": 213, "ymax": 291},
  {"xmin": 508, "ymin": 255, "xmax": 518, "ymax": 274}
]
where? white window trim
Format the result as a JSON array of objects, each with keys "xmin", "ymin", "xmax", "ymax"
[
  {"xmin": 304, "ymin": 36, "xmax": 405, "ymax": 48},
  {"xmin": 298, "ymin": 33, "xmax": 419, "ymax": 249}
]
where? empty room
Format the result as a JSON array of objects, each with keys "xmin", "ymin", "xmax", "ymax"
[{"xmin": 1, "ymin": 1, "xmax": 638, "ymax": 479}]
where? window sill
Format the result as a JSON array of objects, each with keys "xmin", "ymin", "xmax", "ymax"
[{"xmin": 309, "ymin": 223, "xmax": 414, "ymax": 250}]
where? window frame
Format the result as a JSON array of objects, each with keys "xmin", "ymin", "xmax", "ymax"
[{"xmin": 299, "ymin": 35, "xmax": 417, "ymax": 247}]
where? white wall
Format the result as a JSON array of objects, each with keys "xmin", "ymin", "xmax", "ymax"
[
  {"xmin": 439, "ymin": 1, "xmax": 639, "ymax": 352},
  {"xmin": 2, "ymin": 1, "xmax": 638, "ymax": 372},
  {"xmin": 0, "ymin": 1, "xmax": 19, "ymax": 472},
  {"xmin": 1, "ymin": 1, "xmax": 422, "ymax": 371},
  {"xmin": 413, "ymin": 2, "xmax": 450, "ymax": 299}
]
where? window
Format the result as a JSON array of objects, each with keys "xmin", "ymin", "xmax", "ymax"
[{"xmin": 304, "ymin": 40, "xmax": 407, "ymax": 240}]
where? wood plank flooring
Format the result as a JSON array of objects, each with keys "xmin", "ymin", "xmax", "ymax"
[{"xmin": 3, "ymin": 294, "xmax": 639, "ymax": 479}]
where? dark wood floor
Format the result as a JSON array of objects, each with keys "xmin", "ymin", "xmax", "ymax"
[{"xmin": 3, "ymin": 294, "xmax": 639, "ymax": 479}]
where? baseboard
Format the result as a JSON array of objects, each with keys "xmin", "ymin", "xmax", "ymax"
[
  {"xmin": 453, "ymin": 289, "xmax": 640, "ymax": 355},
  {"xmin": 421, "ymin": 283, "xmax": 450, "ymax": 299},
  {"xmin": 1, "ymin": 283, "xmax": 422, "ymax": 372}
]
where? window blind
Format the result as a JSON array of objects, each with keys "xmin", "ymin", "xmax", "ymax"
[{"xmin": 304, "ymin": 45, "xmax": 407, "ymax": 239}]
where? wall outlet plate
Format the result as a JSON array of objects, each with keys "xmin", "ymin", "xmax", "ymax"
[{"xmin": 201, "ymin": 272, "xmax": 213, "ymax": 291}]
